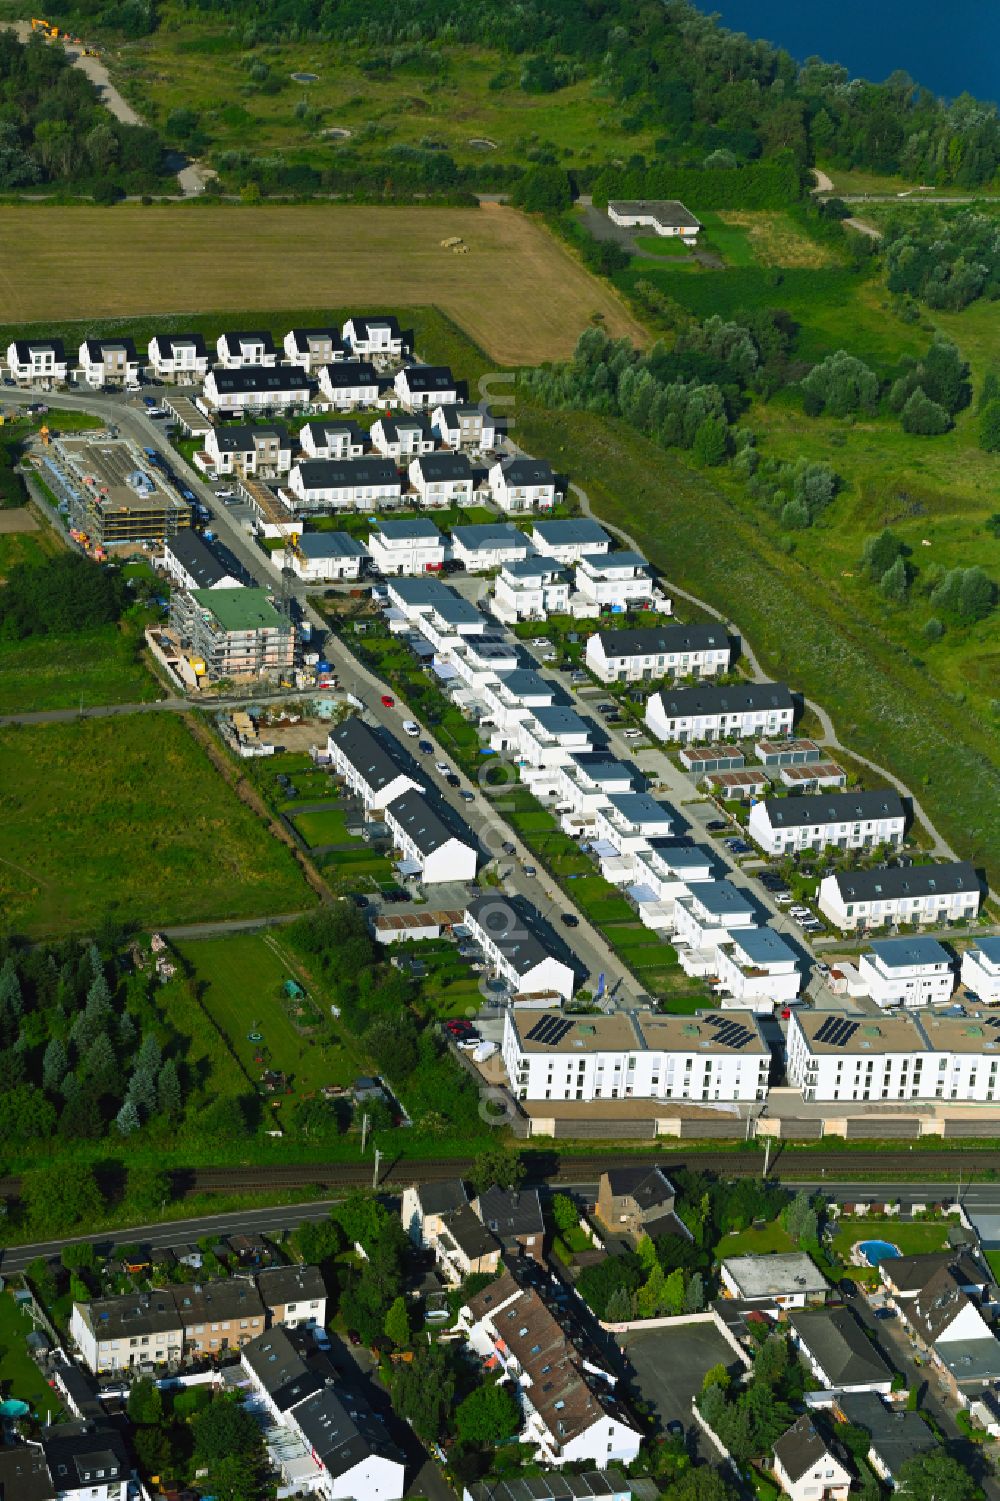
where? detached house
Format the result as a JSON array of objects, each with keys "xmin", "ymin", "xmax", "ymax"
[
  {"xmin": 490, "ymin": 457, "xmax": 558, "ymax": 513},
  {"xmin": 575, "ymin": 551, "xmax": 657, "ymax": 611},
  {"xmin": 205, "ymin": 424, "xmax": 293, "ymax": 477},
  {"xmin": 833, "ymin": 1393, "xmax": 934, "ymax": 1488},
  {"xmin": 318, "ymin": 360, "xmax": 380, "ymax": 410},
  {"xmin": 608, "ymin": 199, "xmax": 702, "ymax": 240},
  {"xmin": 532, "ymin": 518, "xmax": 612, "ymax": 564},
  {"xmin": 817, "ymin": 862, "xmax": 982, "ymax": 933},
  {"xmin": 400, "ymin": 1180, "xmax": 500, "ymax": 1285},
  {"xmin": 787, "ymin": 1307, "xmax": 893, "ymax": 1395},
  {"xmin": 595, "ymin": 1166, "xmax": 686, "ymax": 1243},
  {"xmin": 298, "ymin": 417, "xmax": 368, "ymax": 460},
  {"xmin": 343, "ymin": 315, "xmax": 405, "ymax": 359},
  {"xmin": 277, "ymin": 531, "xmax": 368, "ymax": 583},
  {"xmin": 216, "ymin": 330, "xmax": 277, "ymax": 367},
  {"xmin": 646, "ymin": 682, "xmax": 794, "ymax": 744},
  {"xmin": 464, "ymin": 895, "xmax": 576, "ymax": 1001},
  {"xmin": 585, "ymin": 624, "xmax": 733, "ymax": 684},
  {"xmin": 78, "ymin": 337, "xmax": 140, "ymax": 388},
  {"xmin": 6, "ymin": 336, "xmax": 68, "ymax": 385},
  {"xmin": 283, "ymin": 326, "xmax": 346, "ymax": 372},
  {"xmin": 452, "ymin": 521, "xmax": 532, "ymax": 573},
  {"xmin": 147, "ymin": 332, "xmax": 210, "ymax": 382},
  {"xmin": 327, "ymin": 716, "xmax": 422, "ymax": 814},
  {"xmin": 720, "ymin": 1252, "xmax": 828, "ymax": 1309},
  {"xmin": 772, "ymin": 1416, "xmax": 851, "ymax": 1501},
  {"xmin": 370, "ymin": 412, "xmax": 435, "ymax": 460},
  {"xmin": 394, "ymin": 363, "xmax": 459, "ymax": 410},
  {"xmin": 748, "ymin": 790, "xmax": 906, "ymax": 857},
  {"xmin": 288, "ymin": 456, "xmax": 402, "ymax": 512},
  {"xmin": 432, "ymin": 401, "xmax": 499, "ymax": 451},
  {"xmin": 203, "ymin": 365, "xmax": 311, "ymax": 415},
  {"xmin": 409, "ymin": 450, "xmax": 474, "ymax": 507},
  {"xmin": 858, "ymin": 937, "xmax": 956, "ymax": 1010},
  {"xmin": 368, "ymin": 517, "xmax": 448, "ymax": 576}
]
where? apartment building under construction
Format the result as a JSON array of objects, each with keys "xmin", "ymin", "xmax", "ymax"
[{"xmin": 168, "ymin": 587, "xmax": 295, "ymax": 685}]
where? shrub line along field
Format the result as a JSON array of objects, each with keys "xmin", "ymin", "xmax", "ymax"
[{"xmin": 0, "ymin": 203, "xmax": 646, "ymax": 364}]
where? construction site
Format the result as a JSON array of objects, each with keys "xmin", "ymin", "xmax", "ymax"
[{"xmin": 54, "ymin": 434, "xmax": 191, "ymax": 549}]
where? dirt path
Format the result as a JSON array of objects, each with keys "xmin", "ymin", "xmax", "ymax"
[{"xmin": 811, "ymin": 167, "xmax": 835, "ymax": 194}]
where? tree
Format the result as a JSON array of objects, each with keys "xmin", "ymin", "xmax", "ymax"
[
  {"xmin": 127, "ymin": 1376, "xmax": 163, "ymax": 1426},
  {"xmin": 21, "ymin": 1163, "xmax": 104, "ymax": 1237},
  {"xmin": 661, "ymin": 1465, "xmax": 736, "ymax": 1501},
  {"xmin": 455, "ymin": 1381, "xmax": 521, "ymax": 1445},
  {"xmin": 880, "ymin": 556, "xmax": 910, "ymax": 602},
  {"xmin": 923, "ymin": 616, "xmax": 945, "ymax": 642},
  {"xmin": 702, "ymin": 1363, "xmax": 730, "ymax": 1395},
  {"xmin": 604, "ymin": 1285, "xmax": 636, "ymax": 1323},
  {"xmin": 208, "ymin": 1455, "xmax": 264, "ymax": 1501},
  {"xmin": 862, "ymin": 528, "xmax": 906, "ymax": 582},
  {"xmin": 294, "ymin": 1216, "xmax": 346, "ymax": 1267},
  {"xmin": 692, "ymin": 414, "xmax": 729, "ymax": 467},
  {"xmin": 69, "ymin": 1273, "xmax": 90, "ymax": 1304},
  {"xmin": 384, "ymin": 1295, "xmax": 411, "ymax": 1348},
  {"xmin": 896, "ymin": 1451, "xmax": 977, "ymax": 1501},
  {"xmin": 470, "ymin": 1144, "xmax": 525, "ymax": 1193},
  {"xmin": 800, "ymin": 349, "xmax": 879, "ymax": 417},
  {"xmin": 637, "ymin": 1262, "xmax": 670, "ymax": 1318},
  {"xmin": 512, "ymin": 164, "xmax": 572, "ymax": 214},
  {"xmin": 389, "ymin": 1341, "xmax": 455, "ymax": 1442},
  {"xmin": 782, "ymin": 1190, "xmax": 819, "ymax": 1245},
  {"xmin": 918, "ymin": 336, "xmax": 971, "ymax": 414},
  {"xmin": 193, "ymin": 1395, "xmax": 263, "ymax": 1465},
  {"xmin": 931, "ymin": 566, "xmax": 997, "ymax": 624},
  {"xmin": 61, "ymin": 1242, "xmax": 95, "ymax": 1273},
  {"xmin": 41, "ymin": 1037, "xmax": 68, "ymax": 1093},
  {"xmin": 0, "ymin": 959, "xmax": 22, "ymax": 1018},
  {"xmin": 978, "ymin": 399, "xmax": 1000, "ymax": 452},
  {"xmin": 901, "ymin": 386, "xmax": 951, "ymax": 435},
  {"xmin": 551, "ymin": 1193, "xmax": 578, "ymax": 1235},
  {"xmin": 127, "ymin": 1164, "xmax": 171, "ymax": 1216},
  {"xmin": 127, "ymin": 1064, "xmax": 158, "ymax": 1118},
  {"xmin": 115, "ymin": 1098, "xmax": 141, "ymax": 1136},
  {"xmin": 157, "ymin": 1058, "xmax": 182, "ymax": 1120},
  {"xmin": 753, "ymin": 1332, "xmax": 789, "ymax": 1388},
  {"xmin": 684, "ymin": 1271, "xmax": 706, "ymax": 1313}
]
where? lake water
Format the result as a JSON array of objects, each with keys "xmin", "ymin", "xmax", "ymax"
[{"xmin": 696, "ymin": 0, "xmax": 999, "ymax": 103}]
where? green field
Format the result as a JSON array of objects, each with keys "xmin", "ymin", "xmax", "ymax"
[
  {"xmin": 0, "ymin": 715, "xmax": 313, "ymax": 937},
  {"xmin": 0, "ymin": 621, "xmax": 162, "ymax": 714},
  {"xmin": 176, "ymin": 932, "xmax": 362, "ymax": 1098},
  {"xmin": 0, "ymin": 521, "xmax": 62, "ymax": 576},
  {"xmin": 0, "ymin": 1292, "xmax": 64, "ymax": 1420}
]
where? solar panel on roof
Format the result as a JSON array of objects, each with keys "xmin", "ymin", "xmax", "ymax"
[
  {"xmin": 549, "ymin": 1019, "xmax": 573, "ymax": 1045},
  {"xmin": 813, "ymin": 1016, "xmax": 839, "ymax": 1045}
]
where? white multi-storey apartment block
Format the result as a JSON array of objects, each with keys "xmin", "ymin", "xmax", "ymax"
[
  {"xmin": 858, "ymin": 938, "xmax": 956, "ymax": 1010},
  {"xmin": 592, "ymin": 792, "xmax": 674, "ymax": 856},
  {"xmin": 574, "ymin": 551, "xmax": 658, "ymax": 611},
  {"xmin": 585, "ymin": 624, "xmax": 733, "ymax": 683},
  {"xmin": 491, "ymin": 557, "xmax": 571, "ymax": 623},
  {"xmin": 367, "ymin": 517, "xmax": 448, "ymax": 576},
  {"xmin": 788, "ymin": 1007, "xmax": 1000, "ymax": 1104},
  {"xmin": 748, "ymin": 790, "xmax": 905, "ymax": 856},
  {"xmin": 503, "ymin": 1007, "xmax": 769, "ymax": 1104},
  {"xmin": 962, "ymin": 938, "xmax": 1000, "ymax": 1003},
  {"xmin": 714, "ymin": 927, "xmax": 801, "ymax": 1009},
  {"xmin": 646, "ymin": 682, "xmax": 794, "ymax": 744},
  {"xmin": 672, "ymin": 880, "xmax": 757, "ymax": 952},
  {"xmin": 817, "ymin": 863, "xmax": 982, "ymax": 933},
  {"xmin": 515, "ymin": 705, "xmax": 595, "ymax": 773}
]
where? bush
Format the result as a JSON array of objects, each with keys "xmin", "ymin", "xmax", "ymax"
[{"xmin": 900, "ymin": 387, "xmax": 951, "ymax": 435}]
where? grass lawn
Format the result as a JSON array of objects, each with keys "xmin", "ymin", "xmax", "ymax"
[
  {"xmin": 292, "ymin": 807, "xmax": 353, "ymax": 847},
  {"xmin": 986, "ymin": 1251, "xmax": 1000, "ymax": 1283},
  {"xmin": 832, "ymin": 1218, "xmax": 952, "ymax": 1260},
  {"xmin": 0, "ymin": 714, "xmax": 313, "ymax": 937},
  {"xmin": 0, "ymin": 519, "xmax": 62, "ymax": 578},
  {"xmin": 714, "ymin": 210, "xmax": 837, "ymax": 268},
  {"xmin": 634, "ymin": 234, "xmax": 693, "ymax": 258},
  {"xmin": 176, "ymin": 932, "xmax": 361, "ymax": 1097},
  {"xmin": 0, "ymin": 620, "xmax": 162, "ymax": 714},
  {"xmin": 0, "ymin": 205, "xmax": 645, "ymax": 366},
  {"xmin": 716, "ymin": 1222, "xmax": 796, "ymax": 1258},
  {"xmin": 0, "ymin": 1292, "xmax": 64, "ymax": 1420}
]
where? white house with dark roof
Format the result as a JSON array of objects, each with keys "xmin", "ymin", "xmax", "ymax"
[
  {"xmin": 205, "ymin": 424, "xmax": 293, "ymax": 477},
  {"xmin": 451, "ymin": 522, "xmax": 533, "ymax": 573},
  {"xmin": 327, "ymin": 716, "xmax": 422, "ymax": 814},
  {"xmin": 432, "ymin": 401, "xmax": 499, "ymax": 451},
  {"xmin": 276, "ymin": 531, "xmax": 368, "ymax": 583},
  {"xmin": 368, "ymin": 517, "xmax": 448, "ymax": 576},
  {"xmin": 465, "ymin": 896, "xmax": 576, "ymax": 1001},
  {"xmin": 647, "ymin": 681, "xmax": 794, "ymax": 743},
  {"xmin": 482, "ymin": 669, "xmax": 558, "ymax": 744},
  {"xmin": 585, "ymin": 624, "xmax": 733, "ymax": 683},
  {"xmin": 384, "ymin": 787, "xmax": 478, "ymax": 884},
  {"xmin": 394, "ymin": 363, "xmax": 459, "ymax": 410},
  {"xmin": 575, "ymin": 551, "xmax": 657, "ymax": 610},
  {"xmin": 40, "ymin": 1422, "xmax": 132, "ymax": 1501},
  {"xmin": 962, "ymin": 937, "xmax": 1000, "ymax": 1003},
  {"xmin": 858, "ymin": 937, "xmax": 955, "ymax": 1010},
  {"xmin": 203, "ymin": 365, "xmax": 311, "ymax": 414},
  {"xmin": 400, "ymin": 1180, "xmax": 499, "ymax": 1285},
  {"xmin": 317, "ymin": 360, "xmax": 380, "ymax": 410},
  {"xmin": 298, "ymin": 418, "xmax": 367, "ymax": 460},
  {"xmin": 342, "ymin": 315, "xmax": 405, "ymax": 359},
  {"xmin": 492, "ymin": 557, "xmax": 571, "ymax": 623},
  {"xmin": 216, "ymin": 331, "xmax": 278, "ymax": 368},
  {"xmin": 489, "ymin": 457, "xmax": 558, "ymax": 513},
  {"xmin": 788, "ymin": 1305, "xmax": 894, "ymax": 1394},
  {"xmin": 283, "ymin": 326, "xmax": 346, "ymax": 373},
  {"xmin": 288, "ymin": 456, "xmax": 402, "ymax": 512},
  {"xmin": 608, "ymin": 199, "xmax": 702, "ymax": 239},
  {"xmin": 408, "ymin": 451, "xmax": 474, "ymax": 507},
  {"xmin": 748, "ymin": 790, "xmax": 905, "ymax": 856},
  {"xmin": 772, "ymin": 1415, "xmax": 851, "ymax": 1501},
  {"xmin": 161, "ymin": 529, "xmax": 243, "ymax": 592},
  {"xmin": 370, "ymin": 412, "xmax": 435, "ymax": 460},
  {"xmin": 817, "ymin": 863, "xmax": 982, "ymax": 933},
  {"xmin": 78, "ymin": 337, "xmax": 141, "ymax": 388},
  {"xmin": 715, "ymin": 926, "xmax": 801, "ymax": 1008},
  {"xmin": 532, "ymin": 518, "xmax": 611, "ymax": 564},
  {"xmin": 147, "ymin": 332, "xmax": 210, "ymax": 382},
  {"xmin": 6, "ymin": 336, "xmax": 68, "ymax": 385}
]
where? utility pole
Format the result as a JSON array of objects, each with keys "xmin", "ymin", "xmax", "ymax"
[
  {"xmin": 372, "ymin": 1147, "xmax": 382, "ymax": 1190},
  {"xmin": 762, "ymin": 1136, "xmax": 772, "ymax": 1180},
  {"xmin": 360, "ymin": 1112, "xmax": 369, "ymax": 1154}
]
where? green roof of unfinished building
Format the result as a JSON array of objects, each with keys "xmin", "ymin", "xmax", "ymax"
[{"xmin": 190, "ymin": 587, "xmax": 286, "ymax": 631}]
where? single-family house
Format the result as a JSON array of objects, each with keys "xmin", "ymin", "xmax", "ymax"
[
  {"xmin": 772, "ymin": 1416, "xmax": 852, "ymax": 1501},
  {"xmin": 879, "ymin": 1250, "xmax": 990, "ymax": 1305},
  {"xmin": 288, "ymin": 456, "xmax": 402, "ymax": 512},
  {"xmin": 283, "ymin": 326, "xmax": 346, "ymax": 373},
  {"xmin": 532, "ymin": 518, "xmax": 611, "ymax": 564},
  {"xmin": 298, "ymin": 418, "xmax": 368, "ymax": 460},
  {"xmin": 595, "ymin": 1166, "xmax": 685, "ymax": 1242},
  {"xmin": 384, "ymin": 787, "xmax": 478, "ymax": 884},
  {"xmin": 202, "ymin": 365, "xmax": 311, "ymax": 414},
  {"xmin": 409, "ymin": 450, "xmax": 475, "ymax": 507},
  {"xmin": 40, "ymin": 1423, "xmax": 132, "ymax": 1501},
  {"xmin": 6, "ymin": 336, "xmax": 68, "ymax": 385},
  {"xmin": 370, "ymin": 412, "xmax": 435, "ymax": 460},
  {"xmin": 817, "ymin": 863, "xmax": 983, "ymax": 934},
  {"xmin": 646, "ymin": 682, "xmax": 794, "ymax": 744},
  {"xmin": 368, "ymin": 517, "xmax": 448, "ymax": 576},
  {"xmin": 216, "ymin": 331, "xmax": 277, "ymax": 368},
  {"xmin": 452, "ymin": 522, "xmax": 533, "ymax": 573},
  {"xmin": 146, "ymin": 332, "xmax": 210, "ymax": 382},
  {"xmin": 78, "ymin": 337, "xmax": 140, "ymax": 388},
  {"xmin": 961, "ymin": 937, "xmax": 1000, "ymax": 1003},
  {"xmin": 472, "ymin": 1186, "xmax": 546, "ymax": 1263},
  {"xmin": 205, "ymin": 423, "xmax": 293, "ymax": 477},
  {"xmin": 904, "ymin": 1262, "xmax": 1000, "ymax": 1395},
  {"xmin": 465, "ymin": 895, "xmax": 577, "ymax": 1001},
  {"xmin": 160, "ymin": 528, "xmax": 243, "ymax": 591},
  {"xmin": 489, "ymin": 457, "xmax": 558, "ymax": 513},
  {"xmin": 858, "ymin": 937, "xmax": 956, "ymax": 1010},
  {"xmin": 585, "ymin": 624, "xmax": 733, "ymax": 684},
  {"xmin": 719, "ymin": 1252, "xmax": 828, "ymax": 1309},
  {"xmin": 342, "ymin": 315, "xmax": 405, "ymax": 359},
  {"xmin": 833, "ymin": 1392, "xmax": 934, "ymax": 1488},
  {"xmin": 257, "ymin": 1264, "xmax": 328, "ymax": 1330},
  {"xmin": 394, "ymin": 363, "xmax": 459, "ymax": 410},
  {"xmin": 327, "ymin": 716, "xmax": 423, "ymax": 814},
  {"xmin": 276, "ymin": 530, "xmax": 368, "ymax": 583},
  {"xmin": 714, "ymin": 926, "xmax": 801, "ymax": 1009},
  {"xmin": 491, "ymin": 557, "xmax": 571, "ymax": 623},
  {"xmin": 432, "ymin": 401, "xmax": 499, "ymax": 451},
  {"xmin": 608, "ymin": 199, "xmax": 702, "ymax": 239},
  {"xmin": 575, "ymin": 551, "xmax": 657, "ymax": 611},
  {"xmin": 400, "ymin": 1180, "xmax": 500, "ymax": 1284},
  {"xmin": 787, "ymin": 1307, "xmax": 893, "ymax": 1395},
  {"xmin": 317, "ymin": 360, "xmax": 380, "ymax": 410},
  {"xmin": 748, "ymin": 790, "xmax": 906, "ymax": 857}
]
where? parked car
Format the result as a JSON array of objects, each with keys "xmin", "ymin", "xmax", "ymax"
[
  {"xmin": 523, "ymin": 864, "xmax": 537, "ymax": 877},
  {"xmin": 380, "ymin": 694, "xmax": 395, "ymax": 708},
  {"xmin": 706, "ymin": 820, "xmax": 729, "ymax": 832},
  {"xmin": 623, "ymin": 727, "xmax": 642, "ymax": 740},
  {"xmin": 597, "ymin": 704, "xmax": 616, "ymax": 715},
  {"xmin": 402, "ymin": 720, "xmax": 420, "ymax": 737},
  {"xmin": 418, "ymin": 740, "xmax": 433, "ymax": 754},
  {"xmin": 347, "ymin": 1329, "xmax": 362, "ymax": 1345},
  {"xmin": 446, "ymin": 773, "xmax": 461, "ymax": 788},
  {"xmin": 351, "ymin": 894, "xmax": 368, "ymax": 909},
  {"xmin": 434, "ymin": 760, "xmax": 450, "ymax": 775},
  {"xmin": 775, "ymin": 892, "xmax": 793, "ymax": 905},
  {"xmin": 816, "ymin": 962, "xmax": 831, "ymax": 976},
  {"xmin": 874, "ymin": 1308, "xmax": 896, "ymax": 1321},
  {"xmin": 501, "ymin": 842, "xmax": 515, "ymax": 856},
  {"xmin": 560, "ymin": 913, "xmax": 579, "ymax": 928},
  {"xmin": 459, "ymin": 789, "xmax": 474, "ymax": 802}
]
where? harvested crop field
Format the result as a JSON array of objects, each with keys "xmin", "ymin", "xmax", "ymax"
[{"xmin": 0, "ymin": 203, "xmax": 646, "ymax": 364}]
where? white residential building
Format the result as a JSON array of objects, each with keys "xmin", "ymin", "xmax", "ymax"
[
  {"xmin": 408, "ymin": 451, "xmax": 474, "ymax": 507},
  {"xmin": 673, "ymin": 880, "xmax": 757, "ymax": 957},
  {"xmin": 370, "ymin": 413, "xmax": 435, "ymax": 460},
  {"xmin": 790, "ymin": 1306, "xmax": 902, "ymax": 1394},
  {"xmin": 205, "ymin": 424, "xmax": 293, "ymax": 477},
  {"xmin": 6, "ymin": 336, "xmax": 68, "ymax": 385},
  {"xmin": 432, "ymin": 401, "xmax": 499, "ymax": 451},
  {"xmin": 481, "ymin": 669, "xmax": 558, "ymax": 746},
  {"xmin": 502, "ymin": 1007, "xmax": 769, "ymax": 1104},
  {"xmin": 858, "ymin": 938, "xmax": 956, "ymax": 1010},
  {"xmin": 317, "ymin": 360, "xmax": 380, "ymax": 409},
  {"xmin": 368, "ymin": 517, "xmax": 448, "ymax": 576},
  {"xmin": 161, "ymin": 529, "xmax": 242, "ymax": 591},
  {"xmin": 719, "ymin": 1252, "xmax": 828, "ymax": 1309},
  {"xmin": 343, "ymin": 315, "xmax": 405, "ymax": 359},
  {"xmin": 384, "ymin": 788, "xmax": 478, "ymax": 884},
  {"xmin": 748, "ymin": 790, "xmax": 906, "ymax": 857},
  {"xmin": 532, "ymin": 518, "xmax": 612, "ymax": 564},
  {"xmin": 515, "ymin": 705, "xmax": 594, "ymax": 773},
  {"xmin": 39, "ymin": 1425, "xmax": 132, "ymax": 1501},
  {"xmin": 288, "ymin": 457, "xmax": 402, "ymax": 512},
  {"xmin": 216, "ymin": 331, "xmax": 277, "ymax": 367},
  {"xmin": 400, "ymin": 1180, "xmax": 500, "ymax": 1285},
  {"xmin": 283, "ymin": 326, "xmax": 346, "ymax": 372},
  {"xmin": 575, "ymin": 551, "xmax": 658, "ymax": 611},
  {"xmin": 593, "ymin": 792, "xmax": 674, "ymax": 856},
  {"xmin": 394, "ymin": 363, "xmax": 459, "ymax": 410},
  {"xmin": 146, "ymin": 332, "xmax": 210, "ymax": 382},
  {"xmin": 276, "ymin": 531, "xmax": 368, "ymax": 583},
  {"xmin": 817, "ymin": 863, "xmax": 982, "ymax": 934},
  {"xmin": 203, "ymin": 366, "xmax": 311, "ymax": 414},
  {"xmin": 962, "ymin": 937, "xmax": 1000, "ymax": 1003},
  {"xmin": 386, "ymin": 577, "xmax": 487, "ymax": 650},
  {"xmin": 715, "ymin": 927, "xmax": 801, "ymax": 1009},
  {"xmin": 585, "ymin": 624, "xmax": 733, "ymax": 683},
  {"xmin": 327, "ymin": 716, "xmax": 422, "ymax": 814},
  {"xmin": 646, "ymin": 682, "xmax": 794, "ymax": 744},
  {"xmin": 465, "ymin": 896, "xmax": 577, "ymax": 1001},
  {"xmin": 489, "ymin": 457, "xmax": 558, "ymax": 513},
  {"xmin": 78, "ymin": 337, "xmax": 141, "ymax": 388},
  {"xmin": 491, "ymin": 557, "xmax": 571, "ymax": 623},
  {"xmin": 298, "ymin": 418, "xmax": 367, "ymax": 459},
  {"xmin": 451, "ymin": 522, "xmax": 533, "ymax": 573},
  {"xmin": 772, "ymin": 1416, "xmax": 852, "ymax": 1501},
  {"xmin": 608, "ymin": 199, "xmax": 702, "ymax": 239}
]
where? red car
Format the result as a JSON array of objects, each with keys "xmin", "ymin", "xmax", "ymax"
[{"xmin": 381, "ymin": 694, "xmax": 395, "ymax": 708}]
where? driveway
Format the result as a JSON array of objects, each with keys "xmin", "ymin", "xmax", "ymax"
[{"xmin": 617, "ymin": 1320, "xmax": 743, "ymax": 1450}]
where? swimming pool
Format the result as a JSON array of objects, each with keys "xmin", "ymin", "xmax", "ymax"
[{"xmin": 858, "ymin": 1239, "xmax": 901, "ymax": 1266}]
